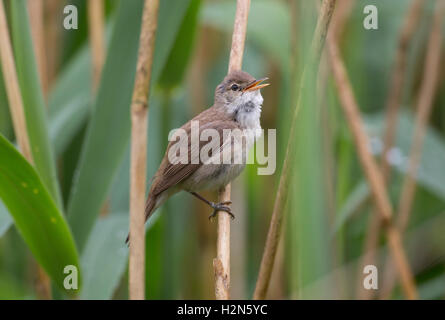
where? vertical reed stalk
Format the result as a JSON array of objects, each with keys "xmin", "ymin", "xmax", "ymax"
[
  {"xmin": 214, "ymin": 0, "xmax": 250, "ymax": 300},
  {"xmin": 359, "ymin": 0, "xmax": 426, "ymax": 300},
  {"xmin": 88, "ymin": 0, "xmax": 105, "ymax": 89},
  {"xmin": 0, "ymin": 0, "xmax": 52, "ymax": 299},
  {"xmin": 327, "ymin": 35, "xmax": 418, "ymax": 300},
  {"xmin": 253, "ymin": 0, "xmax": 337, "ymax": 300},
  {"xmin": 381, "ymin": 0, "xmax": 445, "ymax": 298},
  {"xmin": 330, "ymin": 0, "xmax": 354, "ymax": 41},
  {"xmin": 129, "ymin": 0, "xmax": 159, "ymax": 300},
  {"xmin": 0, "ymin": 0, "xmax": 33, "ymax": 164}
]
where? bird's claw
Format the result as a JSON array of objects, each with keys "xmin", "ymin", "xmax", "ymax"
[{"xmin": 208, "ymin": 201, "xmax": 235, "ymax": 221}]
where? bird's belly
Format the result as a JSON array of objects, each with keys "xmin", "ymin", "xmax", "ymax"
[
  {"xmin": 182, "ymin": 163, "xmax": 246, "ymax": 192},
  {"xmin": 181, "ymin": 125, "xmax": 259, "ymax": 192}
]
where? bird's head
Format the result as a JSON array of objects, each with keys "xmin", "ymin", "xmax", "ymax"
[{"xmin": 214, "ymin": 71, "xmax": 269, "ymax": 122}]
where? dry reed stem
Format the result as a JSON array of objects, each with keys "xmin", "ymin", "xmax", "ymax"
[
  {"xmin": 0, "ymin": 0, "xmax": 33, "ymax": 162},
  {"xmin": 88, "ymin": 0, "xmax": 105, "ymax": 89},
  {"xmin": 0, "ymin": 0, "xmax": 52, "ymax": 299},
  {"xmin": 381, "ymin": 0, "xmax": 445, "ymax": 298},
  {"xmin": 34, "ymin": 264, "xmax": 51, "ymax": 299},
  {"xmin": 213, "ymin": 0, "xmax": 250, "ymax": 300},
  {"xmin": 253, "ymin": 0, "xmax": 337, "ymax": 300},
  {"xmin": 28, "ymin": 0, "xmax": 48, "ymax": 97},
  {"xmin": 359, "ymin": 0, "xmax": 426, "ymax": 300},
  {"xmin": 129, "ymin": 0, "xmax": 159, "ymax": 300},
  {"xmin": 214, "ymin": 184, "xmax": 231, "ymax": 300},
  {"xmin": 327, "ymin": 36, "xmax": 418, "ymax": 300},
  {"xmin": 227, "ymin": 0, "xmax": 250, "ymax": 74},
  {"xmin": 330, "ymin": 0, "xmax": 354, "ymax": 41}
]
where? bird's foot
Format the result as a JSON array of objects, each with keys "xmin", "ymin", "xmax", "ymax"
[{"xmin": 208, "ymin": 201, "xmax": 234, "ymax": 221}]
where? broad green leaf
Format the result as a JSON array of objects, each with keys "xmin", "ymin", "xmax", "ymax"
[
  {"xmin": 1, "ymin": 40, "xmax": 93, "ymax": 238},
  {"xmin": 150, "ymin": 0, "xmax": 193, "ymax": 88},
  {"xmin": 158, "ymin": 0, "xmax": 201, "ymax": 89},
  {"xmin": 0, "ymin": 134, "xmax": 80, "ymax": 293},
  {"xmin": 80, "ymin": 215, "xmax": 128, "ymax": 299},
  {"xmin": 67, "ymin": 0, "xmax": 194, "ymax": 251},
  {"xmin": 49, "ymin": 22, "xmax": 112, "ymax": 156},
  {"xmin": 67, "ymin": 0, "xmax": 144, "ymax": 251},
  {"xmin": 0, "ymin": 0, "xmax": 71, "ymax": 239},
  {"xmin": 48, "ymin": 46, "xmax": 92, "ymax": 156},
  {"xmin": 60, "ymin": 0, "xmax": 89, "ymax": 67},
  {"xmin": 10, "ymin": 0, "xmax": 61, "ymax": 205},
  {"xmin": 288, "ymin": 0, "xmax": 330, "ymax": 298}
]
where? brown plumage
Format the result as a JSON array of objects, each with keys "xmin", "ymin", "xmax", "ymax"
[{"xmin": 126, "ymin": 70, "xmax": 269, "ymax": 244}]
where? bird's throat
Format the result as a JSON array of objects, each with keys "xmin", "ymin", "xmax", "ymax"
[{"xmin": 229, "ymin": 91, "xmax": 263, "ymax": 130}]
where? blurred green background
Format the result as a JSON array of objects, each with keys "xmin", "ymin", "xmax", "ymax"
[{"xmin": 0, "ymin": 0, "xmax": 444, "ymax": 299}]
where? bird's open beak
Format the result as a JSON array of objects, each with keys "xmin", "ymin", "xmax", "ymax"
[{"xmin": 243, "ymin": 77, "xmax": 270, "ymax": 92}]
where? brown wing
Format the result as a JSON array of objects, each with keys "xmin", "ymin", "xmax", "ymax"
[{"xmin": 151, "ymin": 111, "xmax": 239, "ymax": 196}]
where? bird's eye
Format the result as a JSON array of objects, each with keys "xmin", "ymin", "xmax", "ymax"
[{"xmin": 231, "ymin": 84, "xmax": 239, "ymax": 91}]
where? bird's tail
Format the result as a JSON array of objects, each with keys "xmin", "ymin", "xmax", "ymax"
[{"xmin": 125, "ymin": 193, "xmax": 157, "ymax": 246}]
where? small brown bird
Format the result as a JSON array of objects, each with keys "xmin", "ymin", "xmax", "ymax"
[{"xmin": 126, "ymin": 70, "xmax": 269, "ymax": 243}]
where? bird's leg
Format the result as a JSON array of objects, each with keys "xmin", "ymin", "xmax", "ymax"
[{"xmin": 189, "ymin": 191, "xmax": 234, "ymax": 220}]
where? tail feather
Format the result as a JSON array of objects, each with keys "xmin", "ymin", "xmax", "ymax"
[{"xmin": 125, "ymin": 194, "xmax": 157, "ymax": 246}]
